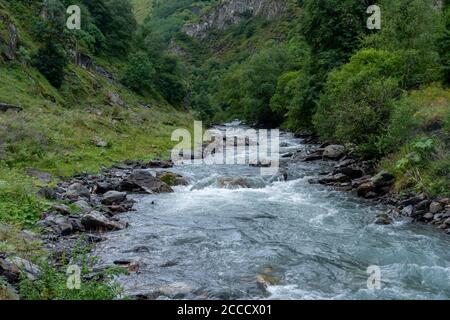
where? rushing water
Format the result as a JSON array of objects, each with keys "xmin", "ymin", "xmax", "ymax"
[{"xmin": 96, "ymin": 124, "xmax": 450, "ymax": 300}]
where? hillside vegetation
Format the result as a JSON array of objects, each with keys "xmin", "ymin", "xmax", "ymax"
[
  {"xmin": 145, "ymin": 0, "xmax": 450, "ymax": 198},
  {"xmin": 0, "ymin": 0, "xmax": 192, "ymax": 228}
]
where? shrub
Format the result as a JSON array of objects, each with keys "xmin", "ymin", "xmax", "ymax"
[
  {"xmin": 314, "ymin": 49, "xmax": 403, "ymax": 157},
  {"xmin": 121, "ymin": 52, "xmax": 155, "ymax": 94}
]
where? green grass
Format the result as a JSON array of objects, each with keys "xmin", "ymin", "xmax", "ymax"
[
  {"xmin": 380, "ymin": 85, "xmax": 450, "ymax": 197},
  {"xmin": 131, "ymin": 0, "xmax": 153, "ymax": 24}
]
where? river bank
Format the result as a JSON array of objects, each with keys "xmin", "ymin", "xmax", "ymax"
[
  {"xmin": 2, "ymin": 126, "xmax": 450, "ymax": 300},
  {"xmin": 294, "ymin": 137, "xmax": 450, "ymax": 232}
]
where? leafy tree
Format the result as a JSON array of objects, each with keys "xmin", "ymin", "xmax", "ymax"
[
  {"xmin": 439, "ymin": 2, "xmax": 450, "ymax": 85},
  {"xmin": 215, "ymin": 44, "xmax": 296, "ymax": 127},
  {"xmin": 32, "ymin": 0, "xmax": 69, "ymax": 88},
  {"xmin": 314, "ymin": 49, "xmax": 403, "ymax": 156},
  {"xmin": 363, "ymin": 0, "xmax": 443, "ymax": 88},
  {"xmin": 104, "ymin": 0, "xmax": 137, "ymax": 55},
  {"xmin": 122, "ymin": 52, "xmax": 155, "ymax": 94}
]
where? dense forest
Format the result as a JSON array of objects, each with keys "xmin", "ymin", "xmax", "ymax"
[{"xmin": 0, "ymin": 0, "xmax": 449, "ymax": 300}]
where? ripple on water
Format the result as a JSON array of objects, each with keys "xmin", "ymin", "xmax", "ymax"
[{"xmin": 95, "ymin": 127, "xmax": 450, "ymax": 300}]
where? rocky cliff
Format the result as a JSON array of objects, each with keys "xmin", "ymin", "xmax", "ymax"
[
  {"xmin": 183, "ymin": 0, "xmax": 286, "ymax": 38},
  {"xmin": 0, "ymin": 13, "xmax": 19, "ymax": 61}
]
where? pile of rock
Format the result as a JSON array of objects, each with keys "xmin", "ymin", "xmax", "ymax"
[
  {"xmin": 301, "ymin": 143, "xmax": 450, "ymax": 233},
  {"xmin": 34, "ymin": 160, "xmax": 187, "ymax": 239}
]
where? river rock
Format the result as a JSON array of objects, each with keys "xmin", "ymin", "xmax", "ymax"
[
  {"xmin": 6, "ymin": 257, "xmax": 41, "ymax": 281},
  {"xmin": 302, "ymin": 150, "xmax": 323, "ymax": 161},
  {"xmin": 94, "ymin": 181, "xmax": 116, "ymax": 194},
  {"xmin": 374, "ymin": 213, "xmax": 393, "ymax": 225},
  {"xmin": 74, "ymin": 200, "xmax": 92, "ymax": 214},
  {"xmin": 357, "ymin": 182, "xmax": 375, "ymax": 198},
  {"xmin": 36, "ymin": 215, "xmax": 74, "ymax": 236},
  {"xmin": 423, "ymin": 212, "xmax": 434, "ymax": 220},
  {"xmin": 0, "ymin": 258, "xmax": 20, "ymax": 283},
  {"xmin": 371, "ymin": 170, "xmax": 395, "ymax": 188},
  {"xmin": 26, "ymin": 169, "xmax": 52, "ymax": 184},
  {"xmin": 216, "ymin": 177, "xmax": 250, "ymax": 189},
  {"xmin": 402, "ymin": 205, "xmax": 414, "ymax": 217},
  {"xmin": 156, "ymin": 172, "xmax": 189, "ymax": 186},
  {"xmin": 81, "ymin": 211, "xmax": 128, "ymax": 231},
  {"xmin": 120, "ymin": 170, "xmax": 173, "ymax": 194},
  {"xmin": 37, "ymin": 187, "xmax": 57, "ymax": 200},
  {"xmin": 0, "ymin": 280, "xmax": 19, "ymax": 300},
  {"xmin": 323, "ymin": 145, "xmax": 345, "ymax": 160},
  {"xmin": 333, "ymin": 166, "xmax": 363, "ymax": 179},
  {"xmin": 318, "ymin": 173, "xmax": 349, "ymax": 185},
  {"xmin": 51, "ymin": 204, "xmax": 71, "ymax": 215},
  {"xmin": 147, "ymin": 159, "xmax": 174, "ymax": 168},
  {"xmin": 429, "ymin": 201, "xmax": 444, "ymax": 214},
  {"xmin": 101, "ymin": 191, "xmax": 127, "ymax": 205},
  {"xmin": 66, "ymin": 182, "xmax": 90, "ymax": 200}
]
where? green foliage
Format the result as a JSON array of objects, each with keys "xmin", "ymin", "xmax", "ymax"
[
  {"xmin": 122, "ymin": 51, "xmax": 155, "ymax": 93},
  {"xmin": 300, "ymin": 0, "xmax": 371, "ymax": 77},
  {"xmin": 32, "ymin": 42, "xmax": 68, "ymax": 88},
  {"xmin": 30, "ymin": 0, "xmax": 69, "ymax": 88},
  {"xmin": 0, "ymin": 166, "xmax": 48, "ymax": 226},
  {"xmin": 314, "ymin": 49, "xmax": 403, "ymax": 156},
  {"xmin": 215, "ymin": 43, "xmax": 297, "ymax": 127},
  {"xmin": 19, "ymin": 246, "xmax": 123, "ymax": 300},
  {"xmin": 363, "ymin": 0, "xmax": 444, "ymax": 88},
  {"xmin": 104, "ymin": 0, "xmax": 137, "ymax": 55},
  {"xmin": 439, "ymin": 4, "xmax": 450, "ymax": 85}
]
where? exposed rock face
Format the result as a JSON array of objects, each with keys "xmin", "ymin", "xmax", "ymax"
[
  {"xmin": 0, "ymin": 14, "xmax": 19, "ymax": 61},
  {"xmin": 183, "ymin": 0, "xmax": 286, "ymax": 38}
]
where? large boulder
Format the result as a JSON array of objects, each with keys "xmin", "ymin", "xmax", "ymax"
[
  {"xmin": 323, "ymin": 145, "xmax": 345, "ymax": 160},
  {"xmin": 371, "ymin": 170, "xmax": 395, "ymax": 188},
  {"xmin": 216, "ymin": 177, "xmax": 251, "ymax": 189},
  {"xmin": 101, "ymin": 191, "xmax": 127, "ymax": 205},
  {"xmin": 147, "ymin": 159, "xmax": 174, "ymax": 168},
  {"xmin": 81, "ymin": 211, "xmax": 128, "ymax": 232},
  {"xmin": 120, "ymin": 170, "xmax": 173, "ymax": 194},
  {"xmin": 0, "ymin": 15, "xmax": 19, "ymax": 61},
  {"xmin": 156, "ymin": 172, "xmax": 189, "ymax": 187},
  {"xmin": 429, "ymin": 201, "xmax": 444, "ymax": 214},
  {"xmin": 357, "ymin": 182, "xmax": 376, "ymax": 198},
  {"xmin": 66, "ymin": 182, "xmax": 90, "ymax": 200},
  {"xmin": 318, "ymin": 173, "xmax": 349, "ymax": 185},
  {"xmin": 35, "ymin": 215, "xmax": 75, "ymax": 236},
  {"xmin": 6, "ymin": 257, "xmax": 41, "ymax": 281}
]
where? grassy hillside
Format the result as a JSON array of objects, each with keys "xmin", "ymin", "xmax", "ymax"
[{"xmin": 0, "ymin": 0, "xmax": 193, "ymax": 227}]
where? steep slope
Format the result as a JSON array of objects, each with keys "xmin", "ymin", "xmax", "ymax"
[
  {"xmin": 183, "ymin": 0, "xmax": 286, "ymax": 38},
  {"xmin": 0, "ymin": 0, "xmax": 192, "ymax": 227}
]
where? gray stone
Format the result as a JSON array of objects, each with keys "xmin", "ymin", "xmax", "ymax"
[
  {"xmin": 357, "ymin": 182, "xmax": 375, "ymax": 198},
  {"xmin": 120, "ymin": 170, "xmax": 173, "ymax": 194},
  {"xmin": 37, "ymin": 187, "xmax": 57, "ymax": 200},
  {"xmin": 51, "ymin": 204, "xmax": 71, "ymax": 215},
  {"xmin": 429, "ymin": 201, "xmax": 444, "ymax": 214},
  {"xmin": 36, "ymin": 215, "xmax": 74, "ymax": 236},
  {"xmin": 402, "ymin": 205, "xmax": 414, "ymax": 217},
  {"xmin": 156, "ymin": 172, "xmax": 189, "ymax": 187},
  {"xmin": 374, "ymin": 213, "xmax": 393, "ymax": 225},
  {"xmin": 371, "ymin": 170, "xmax": 395, "ymax": 188},
  {"xmin": 101, "ymin": 191, "xmax": 127, "ymax": 205},
  {"xmin": 6, "ymin": 257, "xmax": 41, "ymax": 281},
  {"xmin": 74, "ymin": 200, "xmax": 92, "ymax": 214},
  {"xmin": 0, "ymin": 103, "xmax": 22, "ymax": 113},
  {"xmin": 81, "ymin": 211, "xmax": 128, "ymax": 231},
  {"xmin": 66, "ymin": 183, "xmax": 90, "ymax": 199},
  {"xmin": 423, "ymin": 212, "xmax": 434, "ymax": 220},
  {"xmin": 323, "ymin": 145, "xmax": 345, "ymax": 160}
]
